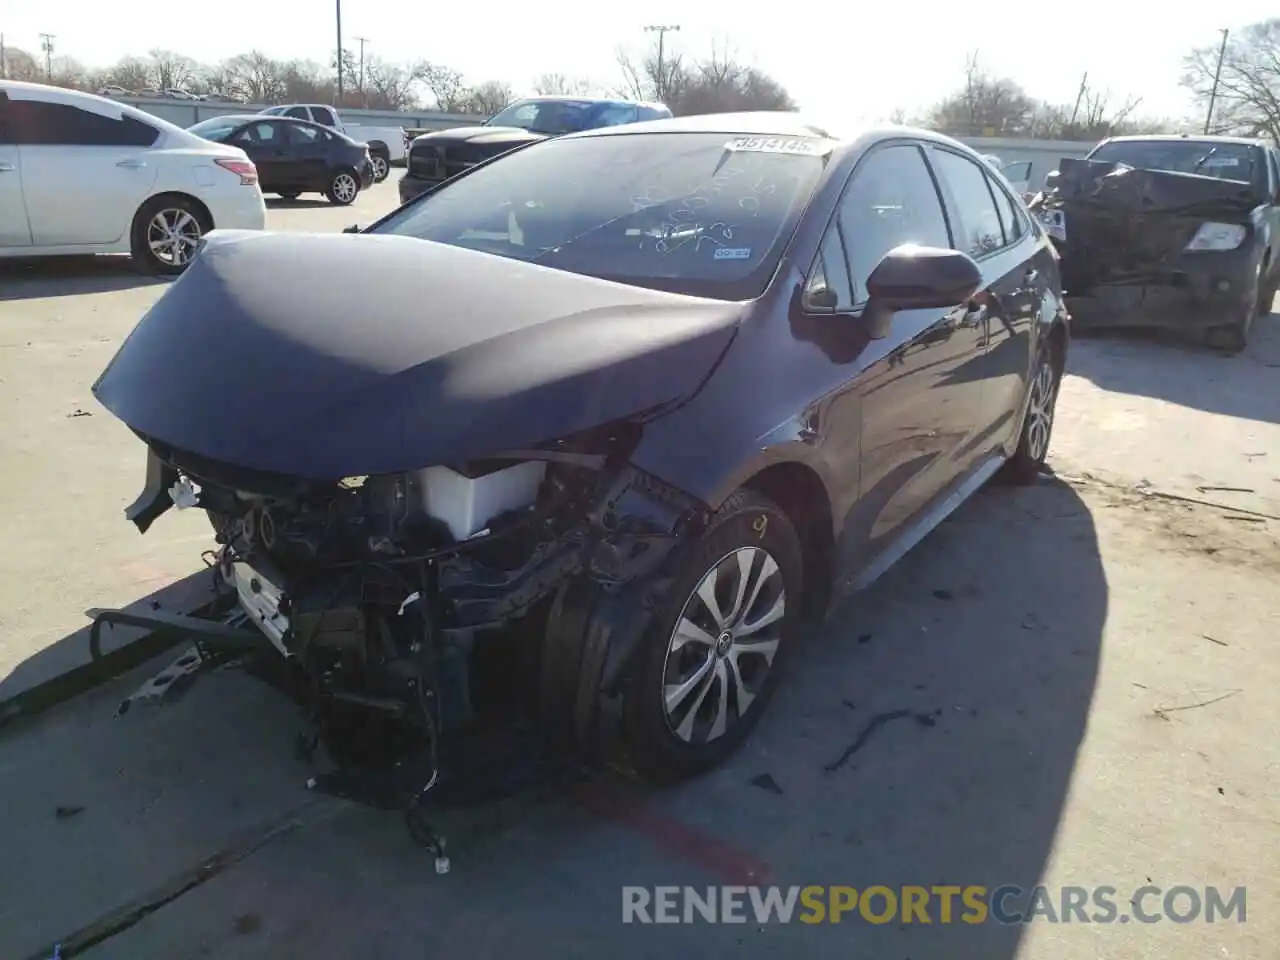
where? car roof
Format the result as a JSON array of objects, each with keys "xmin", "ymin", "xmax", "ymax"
[
  {"xmin": 563, "ymin": 111, "xmax": 844, "ymax": 141},
  {"xmin": 560, "ymin": 111, "xmax": 978, "ymax": 149},
  {"xmin": 0, "ymin": 79, "xmax": 192, "ymax": 134},
  {"xmin": 513, "ymin": 94, "xmax": 667, "ymax": 110},
  {"xmin": 195, "ymin": 114, "xmax": 263, "ymax": 125},
  {"xmin": 1101, "ymin": 133, "xmax": 1267, "ymax": 148}
]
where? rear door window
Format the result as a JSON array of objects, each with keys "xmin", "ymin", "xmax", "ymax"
[
  {"xmin": 929, "ymin": 148, "xmax": 1009, "ymax": 257},
  {"xmin": 7, "ymin": 100, "xmax": 158, "ymax": 147},
  {"xmin": 287, "ymin": 122, "xmax": 323, "ymax": 145},
  {"xmin": 234, "ymin": 121, "xmax": 285, "ymax": 147},
  {"xmin": 836, "ymin": 142, "xmax": 951, "ymax": 300},
  {"xmin": 284, "ymin": 106, "xmax": 310, "ymax": 120}
]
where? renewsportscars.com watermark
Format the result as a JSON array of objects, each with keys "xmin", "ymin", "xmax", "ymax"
[{"xmin": 622, "ymin": 885, "xmax": 1247, "ymax": 925}]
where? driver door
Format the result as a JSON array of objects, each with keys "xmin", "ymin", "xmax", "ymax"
[{"xmin": 824, "ymin": 142, "xmax": 991, "ymax": 593}]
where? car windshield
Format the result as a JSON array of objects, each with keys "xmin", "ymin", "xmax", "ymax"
[
  {"xmin": 485, "ymin": 99, "xmax": 620, "ymax": 135},
  {"xmin": 187, "ymin": 117, "xmax": 244, "ymax": 141},
  {"xmin": 370, "ymin": 132, "xmax": 832, "ymax": 300},
  {"xmin": 1089, "ymin": 140, "xmax": 1257, "ymax": 184}
]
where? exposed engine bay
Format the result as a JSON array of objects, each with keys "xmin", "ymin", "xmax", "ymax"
[{"xmin": 112, "ymin": 423, "xmax": 710, "ymax": 846}]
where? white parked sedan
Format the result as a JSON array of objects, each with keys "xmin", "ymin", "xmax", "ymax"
[{"xmin": 0, "ymin": 80, "xmax": 267, "ymax": 274}]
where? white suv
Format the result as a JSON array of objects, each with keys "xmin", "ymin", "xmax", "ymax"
[{"xmin": 0, "ymin": 80, "xmax": 266, "ymax": 274}]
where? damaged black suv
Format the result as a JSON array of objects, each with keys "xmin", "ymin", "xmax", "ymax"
[
  {"xmin": 1037, "ymin": 134, "xmax": 1280, "ymax": 352},
  {"xmin": 93, "ymin": 114, "xmax": 1068, "ymax": 801}
]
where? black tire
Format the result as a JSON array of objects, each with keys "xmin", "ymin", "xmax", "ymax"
[
  {"xmin": 278, "ymin": 191, "xmax": 301, "ymax": 201},
  {"xmin": 1002, "ymin": 344, "xmax": 1062, "ymax": 485},
  {"xmin": 326, "ymin": 169, "xmax": 360, "ymax": 206},
  {"xmin": 1206, "ymin": 263, "xmax": 1261, "ymax": 354},
  {"xmin": 622, "ymin": 489, "xmax": 803, "ymax": 784},
  {"xmin": 130, "ymin": 195, "xmax": 209, "ymax": 276},
  {"xmin": 370, "ymin": 151, "xmax": 390, "ymax": 183}
]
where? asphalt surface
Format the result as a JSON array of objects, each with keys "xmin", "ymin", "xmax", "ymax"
[{"xmin": 1, "ymin": 180, "xmax": 1277, "ymax": 959}]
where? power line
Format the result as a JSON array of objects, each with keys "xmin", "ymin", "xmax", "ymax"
[{"xmin": 39, "ymin": 32, "xmax": 55, "ymax": 81}]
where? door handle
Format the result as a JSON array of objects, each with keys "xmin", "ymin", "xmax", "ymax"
[
  {"xmin": 116, "ymin": 159, "xmax": 147, "ymax": 169},
  {"xmin": 0, "ymin": 161, "xmax": 15, "ymax": 172}
]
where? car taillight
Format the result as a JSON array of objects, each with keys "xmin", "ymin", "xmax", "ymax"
[{"xmin": 214, "ymin": 158, "xmax": 258, "ymax": 186}]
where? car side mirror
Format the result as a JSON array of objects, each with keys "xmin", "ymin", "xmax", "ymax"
[
  {"xmin": 1044, "ymin": 170, "xmax": 1061, "ymax": 192},
  {"xmin": 862, "ymin": 244, "xmax": 983, "ymax": 339},
  {"xmin": 803, "ymin": 285, "xmax": 839, "ymax": 312}
]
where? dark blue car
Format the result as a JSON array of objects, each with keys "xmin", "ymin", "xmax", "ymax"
[{"xmin": 398, "ymin": 96, "xmax": 672, "ymax": 204}]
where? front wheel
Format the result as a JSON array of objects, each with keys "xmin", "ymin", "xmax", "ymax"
[
  {"xmin": 130, "ymin": 195, "xmax": 208, "ymax": 275},
  {"xmin": 278, "ymin": 191, "xmax": 301, "ymax": 201},
  {"xmin": 370, "ymin": 153, "xmax": 390, "ymax": 182},
  {"xmin": 326, "ymin": 169, "xmax": 359, "ymax": 206},
  {"xmin": 622, "ymin": 489, "xmax": 803, "ymax": 784}
]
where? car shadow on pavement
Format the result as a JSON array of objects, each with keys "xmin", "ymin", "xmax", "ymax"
[
  {"xmin": 0, "ymin": 475, "xmax": 1106, "ymax": 960},
  {"xmin": 0, "ymin": 256, "xmax": 169, "ymax": 302},
  {"xmin": 264, "ymin": 198, "xmax": 334, "ymax": 210},
  {"xmin": 1068, "ymin": 313, "xmax": 1280, "ymax": 424}
]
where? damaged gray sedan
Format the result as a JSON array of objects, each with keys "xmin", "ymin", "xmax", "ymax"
[
  {"xmin": 92, "ymin": 114, "xmax": 1069, "ymax": 829},
  {"xmin": 1035, "ymin": 134, "xmax": 1280, "ymax": 352}
]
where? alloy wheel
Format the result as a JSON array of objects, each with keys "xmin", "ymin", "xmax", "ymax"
[
  {"xmin": 333, "ymin": 173, "xmax": 358, "ymax": 203},
  {"xmin": 146, "ymin": 208, "xmax": 202, "ymax": 268},
  {"xmin": 661, "ymin": 546, "xmax": 786, "ymax": 744},
  {"xmin": 1025, "ymin": 357, "xmax": 1058, "ymax": 462},
  {"xmin": 371, "ymin": 155, "xmax": 389, "ymax": 181}
]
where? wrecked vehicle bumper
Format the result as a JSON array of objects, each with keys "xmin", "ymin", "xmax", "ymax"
[
  {"xmin": 1038, "ymin": 157, "xmax": 1267, "ymax": 328},
  {"xmin": 1061, "ymin": 247, "xmax": 1262, "ymax": 328},
  {"xmin": 92, "ymin": 230, "xmax": 741, "ymax": 826}
]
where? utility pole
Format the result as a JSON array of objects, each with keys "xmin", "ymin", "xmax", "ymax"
[
  {"xmin": 39, "ymin": 33, "xmax": 55, "ymax": 81},
  {"xmin": 1068, "ymin": 71, "xmax": 1088, "ymax": 127},
  {"xmin": 643, "ymin": 24, "xmax": 680, "ymax": 101},
  {"xmin": 335, "ymin": 0, "xmax": 344, "ymax": 105},
  {"xmin": 1205, "ymin": 28, "xmax": 1230, "ymax": 134},
  {"xmin": 354, "ymin": 36, "xmax": 369, "ymax": 104}
]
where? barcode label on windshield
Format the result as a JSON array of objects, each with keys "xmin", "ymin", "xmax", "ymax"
[{"xmin": 726, "ymin": 136, "xmax": 830, "ymax": 156}]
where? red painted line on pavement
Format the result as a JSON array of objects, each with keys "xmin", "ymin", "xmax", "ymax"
[{"xmin": 572, "ymin": 780, "xmax": 772, "ymax": 885}]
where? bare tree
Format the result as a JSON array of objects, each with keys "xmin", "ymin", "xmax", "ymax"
[
  {"xmin": 614, "ymin": 37, "xmax": 794, "ymax": 115},
  {"xmin": 533, "ymin": 72, "xmax": 597, "ymax": 96},
  {"xmin": 103, "ymin": 56, "xmax": 151, "ymax": 91},
  {"xmin": 365, "ymin": 56, "xmax": 428, "ymax": 110},
  {"xmin": 464, "ymin": 80, "xmax": 514, "ymax": 115},
  {"xmin": 147, "ymin": 49, "xmax": 198, "ymax": 90},
  {"xmin": 2, "ymin": 47, "xmax": 46, "ymax": 82},
  {"xmin": 223, "ymin": 51, "xmax": 288, "ymax": 104},
  {"xmin": 422, "ymin": 63, "xmax": 472, "ymax": 112},
  {"xmin": 924, "ymin": 52, "xmax": 1037, "ymax": 136},
  {"xmin": 1182, "ymin": 20, "xmax": 1280, "ymax": 140},
  {"xmin": 924, "ymin": 52, "xmax": 1163, "ymax": 140}
]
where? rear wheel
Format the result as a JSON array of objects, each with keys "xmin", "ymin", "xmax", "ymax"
[
  {"xmin": 130, "ymin": 195, "xmax": 208, "ymax": 275},
  {"xmin": 622, "ymin": 490, "xmax": 802, "ymax": 784},
  {"xmin": 370, "ymin": 152, "xmax": 390, "ymax": 183},
  {"xmin": 326, "ymin": 169, "xmax": 359, "ymax": 206},
  {"xmin": 1002, "ymin": 346, "xmax": 1062, "ymax": 485}
]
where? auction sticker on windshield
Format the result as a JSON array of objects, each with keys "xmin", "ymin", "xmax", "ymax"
[{"xmin": 726, "ymin": 136, "xmax": 832, "ymax": 156}]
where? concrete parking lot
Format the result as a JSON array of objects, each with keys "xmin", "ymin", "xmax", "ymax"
[{"xmin": 1, "ymin": 180, "xmax": 1277, "ymax": 960}]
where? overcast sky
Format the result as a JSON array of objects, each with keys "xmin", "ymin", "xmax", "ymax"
[{"xmin": 3, "ymin": 2, "xmax": 1274, "ymax": 124}]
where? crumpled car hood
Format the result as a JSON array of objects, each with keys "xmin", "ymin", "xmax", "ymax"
[
  {"xmin": 1044, "ymin": 157, "xmax": 1261, "ymax": 292},
  {"xmin": 93, "ymin": 231, "xmax": 743, "ymax": 479}
]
